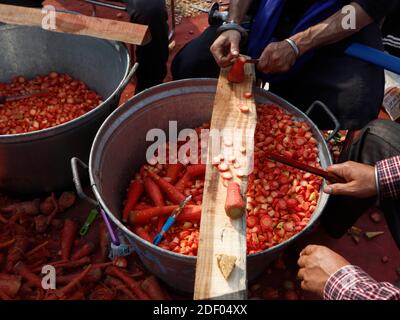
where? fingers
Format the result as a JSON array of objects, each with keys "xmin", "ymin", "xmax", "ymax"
[
  {"xmin": 230, "ymin": 39, "xmax": 240, "ymax": 58},
  {"xmin": 323, "ymin": 181, "xmax": 356, "ymax": 196},
  {"xmin": 299, "ymin": 244, "xmax": 318, "ymax": 257},
  {"xmin": 326, "ymin": 162, "xmax": 354, "ymax": 181},
  {"xmin": 297, "ymin": 255, "xmax": 308, "ymax": 268},
  {"xmin": 297, "ymin": 268, "xmax": 305, "ymax": 280}
]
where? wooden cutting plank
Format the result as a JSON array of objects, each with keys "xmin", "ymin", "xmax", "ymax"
[
  {"xmin": 194, "ymin": 62, "xmax": 257, "ymax": 300},
  {"xmin": 0, "ymin": 4, "xmax": 151, "ymax": 45}
]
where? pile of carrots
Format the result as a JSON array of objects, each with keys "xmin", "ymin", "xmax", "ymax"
[
  {"xmin": 0, "ymin": 192, "xmax": 169, "ymax": 300},
  {"xmin": 0, "ymin": 73, "xmax": 102, "ymax": 135},
  {"xmin": 123, "ymin": 104, "xmax": 322, "ymax": 255}
]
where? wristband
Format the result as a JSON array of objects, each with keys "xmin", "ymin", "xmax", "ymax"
[
  {"xmin": 285, "ymin": 38, "xmax": 300, "ymax": 58},
  {"xmin": 216, "ymin": 21, "xmax": 248, "ymax": 42}
]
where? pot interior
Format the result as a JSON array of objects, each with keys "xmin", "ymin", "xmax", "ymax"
[
  {"xmin": 0, "ymin": 25, "xmax": 129, "ymax": 98},
  {"xmin": 91, "ymin": 79, "xmax": 332, "ymax": 234}
]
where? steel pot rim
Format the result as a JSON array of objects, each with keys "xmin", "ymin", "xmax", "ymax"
[
  {"xmin": 88, "ymin": 78, "xmax": 333, "ymax": 262},
  {"xmin": 0, "ymin": 25, "xmax": 131, "ymax": 143}
]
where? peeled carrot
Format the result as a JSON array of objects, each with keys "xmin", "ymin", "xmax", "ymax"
[
  {"xmin": 129, "ymin": 205, "xmax": 177, "ymax": 225},
  {"xmin": 175, "ymin": 172, "xmax": 191, "ymax": 193},
  {"xmin": 134, "ymin": 202, "xmax": 153, "ymax": 210},
  {"xmin": 147, "ymin": 171, "xmax": 186, "ymax": 204},
  {"xmin": 227, "ymin": 57, "xmax": 246, "ymax": 83},
  {"xmin": 166, "ymin": 163, "xmax": 184, "ymax": 184},
  {"xmin": 187, "ymin": 164, "xmax": 206, "ymax": 177},
  {"xmin": 61, "ymin": 219, "xmax": 78, "ymax": 261},
  {"xmin": 129, "ymin": 205, "xmax": 201, "ymax": 225},
  {"xmin": 133, "ymin": 226, "xmax": 152, "ymax": 242},
  {"xmin": 106, "ymin": 266, "xmax": 150, "ymax": 300},
  {"xmin": 144, "ymin": 177, "xmax": 165, "ymax": 207},
  {"xmin": 141, "ymin": 276, "xmax": 170, "ymax": 300},
  {"xmin": 71, "ymin": 242, "xmax": 95, "ymax": 261},
  {"xmin": 176, "ymin": 206, "xmax": 202, "ymax": 221},
  {"xmin": 122, "ymin": 180, "xmax": 144, "ymax": 222},
  {"xmin": 224, "ymin": 182, "xmax": 245, "ymax": 219},
  {"xmin": 14, "ymin": 262, "xmax": 42, "ymax": 289}
]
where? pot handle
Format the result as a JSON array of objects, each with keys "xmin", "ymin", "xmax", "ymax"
[
  {"xmin": 112, "ymin": 62, "xmax": 139, "ymax": 103},
  {"xmin": 305, "ymin": 101, "xmax": 340, "ymax": 142},
  {"xmin": 71, "ymin": 157, "xmax": 98, "ymax": 206}
]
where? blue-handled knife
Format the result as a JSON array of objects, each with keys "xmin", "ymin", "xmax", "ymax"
[{"xmin": 153, "ymin": 195, "xmax": 193, "ymax": 245}]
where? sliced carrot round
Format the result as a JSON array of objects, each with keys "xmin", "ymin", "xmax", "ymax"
[
  {"xmin": 218, "ymin": 163, "xmax": 229, "ymax": 172},
  {"xmin": 244, "ymin": 92, "xmax": 252, "ymax": 99},
  {"xmin": 221, "ymin": 171, "xmax": 233, "ymax": 180},
  {"xmin": 239, "ymin": 105, "xmax": 249, "ymax": 113}
]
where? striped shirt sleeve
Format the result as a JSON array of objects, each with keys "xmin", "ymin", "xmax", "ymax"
[
  {"xmin": 376, "ymin": 156, "xmax": 400, "ymax": 200},
  {"xmin": 324, "ymin": 265, "xmax": 400, "ymax": 300}
]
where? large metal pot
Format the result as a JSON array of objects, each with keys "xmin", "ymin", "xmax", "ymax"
[
  {"xmin": 72, "ymin": 79, "xmax": 339, "ymax": 293},
  {"xmin": 0, "ymin": 25, "xmax": 135, "ymax": 194}
]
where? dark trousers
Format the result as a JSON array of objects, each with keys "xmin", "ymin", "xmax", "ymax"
[
  {"xmin": 171, "ymin": 24, "xmax": 384, "ymax": 130},
  {"xmin": 321, "ymin": 120, "xmax": 400, "ymax": 249},
  {"xmin": 126, "ymin": 0, "xmax": 169, "ymax": 92}
]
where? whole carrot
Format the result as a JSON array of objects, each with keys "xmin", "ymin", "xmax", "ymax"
[
  {"xmin": 129, "ymin": 205, "xmax": 202, "ymax": 225},
  {"xmin": 165, "ymin": 163, "xmax": 184, "ymax": 184},
  {"xmin": 176, "ymin": 206, "xmax": 202, "ymax": 221},
  {"xmin": 59, "ymin": 265, "xmax": 93, "ymax": 297},
  {"xmin": 132, "ymin": 226, "xmax": 152, "ymax": 242},
  {"xmin": 144, "ymin": 177, "xmax": 165, "ymax": 207},
  {"xmin": 5, "ymin": 236, "xmax": 30, "ymax": 272},
  {"xmin": 147, "ymin": 171, "xmax": 186, "ymax": 204},
  {"xmin": 224, "ymin": 182, "xmax": 245, "ymax": 219},
  {"xmin": 174, "ymin": 172, "xmax": 191, "ymax": 193},
  {"xmin": 0, "ymin": 238, "xmax": 15, "ymax": 250},
  {"xmin": 71, "ymin": 242, "xmax": 95, "ymax": 261},
  {"xmin": 106, "ymin": 266, "xmax": 150, "ymax": 300},
  {"xmin": 61, "ymin": 219, "xmax": 78, "ymax": 261},
  {"xmin": 187, "ymin": 164, "xmax": 206, "ymax": 177},
  {"xmin": 122, "ymin": 180, "xmax": 144, "ymax": 222},
  {"xmin": 141, "ymin": 276, "xmax": 171, "ymax": 300},
  {"xmin": 104, "ymin": 276, "xmax": 137, "ymax": 300},
  {"xmin": 14, "ymin": 262, "xmax": 42, "ymax": 289}
]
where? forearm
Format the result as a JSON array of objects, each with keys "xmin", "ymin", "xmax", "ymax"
[
  {"xmin": 324, "ymin": 265, "xmax": 400, "ymax": 300},
  {"xmin": 227, "ymin": 0, "xmax": 253, "ymax": 24},
  {"xmin": 291, "ymin": 2, "xmax": 373, "ymax": 56}
]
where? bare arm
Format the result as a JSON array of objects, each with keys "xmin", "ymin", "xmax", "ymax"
[
  {"xmin": 227, "ymin": 0, "xmax": 254, "ymax": 23},
  {"xmin": 291, "ymin": 2, "xmax": 373, "ymax": 56}
]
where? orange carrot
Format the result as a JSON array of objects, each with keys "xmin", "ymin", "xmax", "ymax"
[
  {"xmin": 71, "ymin": 242, "xmax": 95, "ymax": 261},
  {"xmin": 176, "ymin": 206, "xmax": 202, "ymax": 221},
  {"xmin": 0, "ymin": 288, "xmax": 11, "ymax": 300},
  {"xmin": 227, "ymin": 57, "xmax": 246, "ymax": 83},
  {"xmin": 104, "ymin": 276, "xmax": 137, "ymax": 300},
  {"xmin": 144, "ymin": 177, "xmax": 165, "ymax": 207},
  {"xmin": 122, "ymin": 180, "xmax": 144, "ymax": 222},
  {"xmin": 129, "ymin": 206, "xmax": 177, "ymax": 225},
  {"xmin": 0, "ymin": 274, "xmax": 22, "ymax": 298},
  {"xmin": 175, "ymin": 172, "xmax": 191, "ymax": 193},
  {"xmin": 225, "ymin": 182, "xmax": 245, "ymax": 219},
  {"xmin": 61, "ymin": 219, "xmax": 78, "ymax": 261},
  {"xmin": 0, "ymin": 238, "xmax": 15, "ymax": 250},
  {"xmin": 14, "ymin": 262, "xmax": 42, "ymax": 289},
  {"xmin": 59, "ymin": 265, "xmax": 93, "ymax": 296},
  {"xmin": 165, "ymin": 163, "xmax": 184, "ymax": 184},
  {"xmin": 141, "ymin": 276, "xmax": 170, "ymax": 300},
  {"xmin": 106, "ymin": 266, "xmax": 150, "ymax": 300},
  {"xmin": 133, "ymin": 226, "xmax": 152, "ymax": 242},
  {"xmin": 147, "ymin": 171, "xmax": 186, "ymax": 204},
  {"xmin": 5, "ymin": 236, "xmax": 30, "ymax": 272},
  {"xmin": 187, "ymin": 164, "xmax": 206, "ymax": 177},
  {"xmin": 134, "ymin": 202, "xmax": 153, "ymax": 210}
]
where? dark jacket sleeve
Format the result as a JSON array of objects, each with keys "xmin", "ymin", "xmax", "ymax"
[{"xmin": 353, "ymin": 0, "xmax": 399, "ymax": 21}]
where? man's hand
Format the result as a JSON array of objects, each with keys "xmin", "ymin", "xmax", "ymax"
[
  {"xmin": 210, "ymin": 30, "xmax": 241, "ymax": 68},
  {"xmin": 323, "ymin": 161, "xmax": 377, "ymax": 198},
  {"xmin": 257, "ymin": 41, "xmax": 297, "ymax": 74},
  {"xmin": 297, "ymin": 245, "xmax": 350, "ymax": 297}
]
